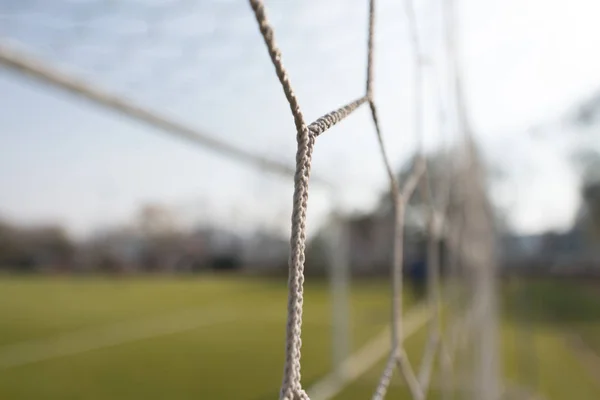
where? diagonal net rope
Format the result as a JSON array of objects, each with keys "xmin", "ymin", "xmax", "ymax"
[{"xmin": 249, "ymin": 0, "xmax": 498, "ymax": 399}]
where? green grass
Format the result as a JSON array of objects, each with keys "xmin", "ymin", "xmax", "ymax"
[
  {"xmin": 0, "ymin": 275, "xmax": 599, "ymax": 399},
  {"xmin": 0, "ymin": 276, "xmax": 401, "ymax": 400},
  {"xmin": 500, "ymin": 278, "xmax": 600, "ymax": 399},
  {"xmin": 503, "ymin": 278, "xmax": 600, "ymax": 354},
  {"xmin": 334, "ymin": 278, "xmax": 600, "ymax": 400},
  {"xmin": 501, "ymin": 323, "xmax": 600, "ymax": 400}
]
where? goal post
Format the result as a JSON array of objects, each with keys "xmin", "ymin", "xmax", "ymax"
[{"xmin": 326, "ymin": 210, "xmax": 351, "ymax": 380}]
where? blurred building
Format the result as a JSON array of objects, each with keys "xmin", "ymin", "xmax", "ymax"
[
  {"xmin": 344, "ymin": 210, "xmax": 426, "ymax": 276},
  {"xmin": 77, "ymin": 227, "xmax": 146, "ymax": 274},
  {"xmin": 499, "ymin": 219, "xmax": 600, "ymax": 277},
  {"xmin": 240, "ymin": 231, "xmax": 289, "ymax": 274},
  {"xmin": 305, "ymin": 199, "xmax": 431, "ymax": 277},
  {"xmin": 0, "ymin": 220, "xmax": 74, "ymax": 272}
]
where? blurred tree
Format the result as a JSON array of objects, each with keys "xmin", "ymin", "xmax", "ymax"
[
  {"xmin": 307, "ymin": 145, "xmax": 508, "ymax": 279},
  {"xmin": 571, "ymin": 149, "xmax": 600, "ymax": 241},
  {"xmin": 0, "ymin": 219, "xmax": 74, "ymax": 271},
  {"xmin": 571, "ymin": 90, "xmax": 600, "ymax": 127},
  {"xmin": 137, "ymin": 203, "xmax": 177, "ymax": 237},
  {"xmin": 136, "ymin": 203, "xmax": 183, "ymax": 272},
  {"xmin": 561, "ymin": 88, "xmax": 600, "ymax": 244},
  {"xmin": 0, "ymin": 220, "xmax": 20, "ymax": 268},
  {"xmin": 376, "ymin": 147, "xmax": 509, "ymax": 233},
  {"xmin": 375, "ymin": 151, "xmax": 454, "ymax": 225}
]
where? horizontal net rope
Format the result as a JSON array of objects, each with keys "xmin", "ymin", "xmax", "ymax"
[{"xmin": 0, "ymin": 41, "xmax": 336, "ymax": 188}]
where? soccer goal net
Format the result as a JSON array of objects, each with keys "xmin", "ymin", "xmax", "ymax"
[{"xmin": 0, "ymin": 1, "xmax": 507, "ymax": 399}]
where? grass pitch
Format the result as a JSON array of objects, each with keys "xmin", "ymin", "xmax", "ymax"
[
  {"xmin": 0, "ymin": 276, "xmax": 396, "ymax": 400},
  {"xmin": 0, "ymin": 275, "xmax": 599, "ymax": 400}
]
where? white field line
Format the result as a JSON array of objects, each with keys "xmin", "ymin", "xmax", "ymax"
[
  {"xmin": 0, "ymin": 306, "xmax": 285, "ymax": 369},
  {"xmin": 308, "ymin": 304, "xmax": 432, "ymax": 400}
]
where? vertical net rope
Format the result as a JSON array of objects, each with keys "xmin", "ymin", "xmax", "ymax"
[{"xmin": 248, "ymin": 0, "xmax": 498, "ymax": 399}]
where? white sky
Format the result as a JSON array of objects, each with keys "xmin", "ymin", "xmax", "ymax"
[{"xmin": 0, "ymin": 0, "xmax": 599, "ymax": 238}]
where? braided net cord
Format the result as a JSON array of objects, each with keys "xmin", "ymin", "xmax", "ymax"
[{"xmin": 248, "ymin": 0, "xmax": 486, "ymax": 399}]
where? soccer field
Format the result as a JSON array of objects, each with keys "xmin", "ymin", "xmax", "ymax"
[
  {"xmin": 0, "ymin": 276, "xmax": 599, "ymax": 400},
  {"xmin": 0, "ymin": 276, "xmax": 401, "ymax": 400}
]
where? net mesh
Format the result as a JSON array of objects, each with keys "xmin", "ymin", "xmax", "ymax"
[
  {"xmin": 0, "ymin": 0, "xmax": 504, "ymax": 399},
  {"xmin": 248, "ymin": 0, "xmax": 499, "ymax": 399}
]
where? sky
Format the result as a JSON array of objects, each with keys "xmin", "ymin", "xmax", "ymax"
[{"xmin": 0, "ymin": 0, "xmax": 599, "ymax": 238}]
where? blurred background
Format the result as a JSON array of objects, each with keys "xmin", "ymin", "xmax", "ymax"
[{"xmin": 0, "ymin": 0, "xmax": 599, "ymax": 399}]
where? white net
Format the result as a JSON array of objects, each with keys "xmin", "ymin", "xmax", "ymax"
[
  {"xmin": 247, "ymin": 1, "xmax": 499, "ymax": 399},
  {"xmin": 246, "ymin": 0, "xmax": 500, "ymax": 400},
  {"xmin": 0, "ymin": 0, "xmax": 509, "ymax": 399}
]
